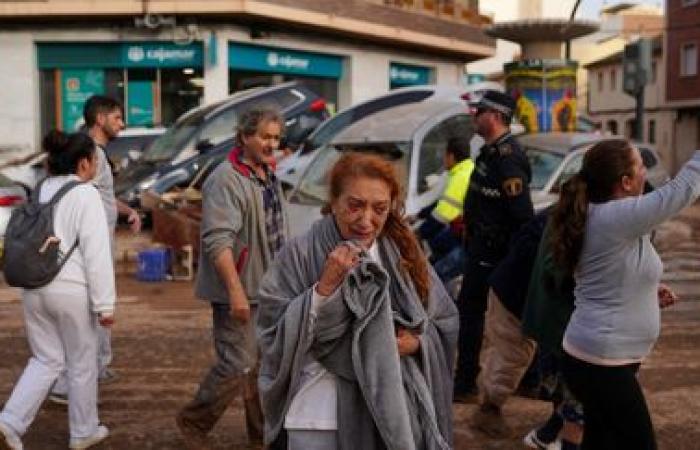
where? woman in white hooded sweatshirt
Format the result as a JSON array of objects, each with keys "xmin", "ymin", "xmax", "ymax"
[{"xmin": 0, "ymin": 130, "xmax": 116, "ymax": 450}]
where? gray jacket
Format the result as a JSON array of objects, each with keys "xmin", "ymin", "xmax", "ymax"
[
  {"xmin": 256, "ymin": 216, "xmax": 458, "ymax": 450},
  {"xmin": 194, "ymin": 158, "xmax": 288, "ymax": 305}
]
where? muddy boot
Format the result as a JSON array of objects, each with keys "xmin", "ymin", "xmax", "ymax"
[
  {"xmin": 177, "ymin": 373, "xmax": 243, "ymax": 450},
  {"xmin": 471, "ymin": 402, "xmax": 513, "ymax": 438},
  {"xmin": 176, "ymin": 411, "xmax": 210, "ymax": 450}
]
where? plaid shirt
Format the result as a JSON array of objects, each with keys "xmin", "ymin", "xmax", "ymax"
[{"xmin": 238, "ymin": 154, "xmax": 286, "ymax": 256}]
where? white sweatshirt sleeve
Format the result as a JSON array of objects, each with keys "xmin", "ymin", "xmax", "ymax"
[
  {"xmin": 75, "ymin": 185, "xmax": 117, "ymax": 314},
  {"xmin": 602, "ymin": 151, "xmax": 700, "ymax": 239}
]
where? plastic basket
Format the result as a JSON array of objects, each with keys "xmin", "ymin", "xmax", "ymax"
[{"xmin": 136, "ymin": 248, "xmax": 170, "ymax": 282}]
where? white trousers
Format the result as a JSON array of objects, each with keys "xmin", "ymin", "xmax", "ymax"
[
  {"xmin": 53, "ymin": 327, "xmax": 110, "ymax": 396},
  {"xmin": 0, "ymin": 287, "xmax": 100, "ymax": 440},
  {"xmin": 53, "ymin": 229, "xmax": 114, "ymax": 395}
]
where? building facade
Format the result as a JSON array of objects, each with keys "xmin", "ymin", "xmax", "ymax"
[
  {"xmin": 666, "ymin": 0, "xmax": 700, "ymax": 171},
  {"xmin": 572, "ymin": 3, "xmax": 664, "ymax": 115},
  {"xmin": 585, "ymin": 37, "xmax": 676, "ymax": 170},
  {"xmin": 0, "ymin": 0, "xmax": 494, "ymax": 157}
]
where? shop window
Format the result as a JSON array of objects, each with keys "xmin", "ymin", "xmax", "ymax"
[
  {"xmin": 418, "ymin": 114, "xmax": 474, "ymax": 194},
  {"xmin": 39, "ymin": 68, "xmax": 124, "ymax": 136},
  {"xmin": 160, "ymin": 68, "xmax": 204, "ymax": 126},
  {"xmin": 681, "ymin": 43, "xmax": 698, "ymax": 77}
]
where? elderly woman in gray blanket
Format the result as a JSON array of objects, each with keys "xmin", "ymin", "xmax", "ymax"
[{"xmin": 255, "ymin": 152, "xmax": 459, "ymax": 450}]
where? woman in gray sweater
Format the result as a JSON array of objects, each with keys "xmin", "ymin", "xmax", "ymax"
[{"xmin": 549, "ymin": 139, "xmax": 700, "ymax": 450}]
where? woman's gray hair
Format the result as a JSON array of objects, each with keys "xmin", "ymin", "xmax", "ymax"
[{"xmin": 235, "ymin": 107, "xmax": 284, "ymax": 147}]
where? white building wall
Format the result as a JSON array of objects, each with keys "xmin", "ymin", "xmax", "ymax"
[
  {"xmin": 0, "ymin": 25, "xmax": 467, "ymax": 161},
  {"xmin": 0, "ymin": 32, "xmax": 39, "ymax": 155},
  {"xmin": 203, "ymin": 31, "xmax": 229, "ymax": 106}
]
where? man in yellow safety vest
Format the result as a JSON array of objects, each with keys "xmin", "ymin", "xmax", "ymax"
[{"xmin": 416, "ymin": 135, "xmax": 474, "ymax": 282}]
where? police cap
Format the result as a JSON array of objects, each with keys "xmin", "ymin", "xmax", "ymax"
[{"xmin": 466, "ymin": 90, "xmax": 515, "ymax": 118}]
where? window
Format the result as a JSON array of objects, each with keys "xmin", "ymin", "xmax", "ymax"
[
  {"xmin": 197, "ymin": 104, "xmax": 243, "ymax": 147},
  {"xmin": 524, "ymin": 148, "xmax": 565, "ymax": 191},
  {"xmin": 610, "ymin": 68, "xmax": 617, "ymax": 90},
  {"xmin": 417, "ymin": 114, "xmax": 474, "ymax": 194},
  {"xmin": 554, "ymin": 153, "xmax": 584, "ymax": 193},
  {"xmin": 648, "ymin": 120, "xmax": 656, "ymax": 144},
  {"xmin": 301, "ymin": 91, "xmax": 433, "ymax": 155},
  {"xmin": 598, "ymin": 71, "xmax": 604, "ymax": 92},
  {"xmin": 682, "ymin": 0, "xmax": 698, "ymax": 7},
  {"xmin": 651, "ymin": 61, "xmax": 658, "ymax": 83},
  {"xmin": 607, "ymin": 120, "xmax": 618, "ymax": 135},
  {"xmin": 681, "ymin": 43, "xmax": 698, "ymax": 77}
]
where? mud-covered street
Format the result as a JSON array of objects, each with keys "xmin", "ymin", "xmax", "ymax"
[{"xmin": 2, "ymin": 206, "xmax": 700, "ymax": 450}]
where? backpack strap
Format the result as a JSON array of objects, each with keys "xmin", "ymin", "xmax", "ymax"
[
  {"xmin": 30, "ymin": 177, "xmax": 47, "ymax": 204},
  {"xmin": 49, "ymin": 180, "xmax": 85, "ymax": 262},
  {"xmin": 49, "ymin": 180, "xmax": 85, "ymax": 206}
]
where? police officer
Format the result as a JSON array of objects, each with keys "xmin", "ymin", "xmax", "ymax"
[{"xmin": 454, "ymin": 90, "xmax": 534, "ymax": 402}]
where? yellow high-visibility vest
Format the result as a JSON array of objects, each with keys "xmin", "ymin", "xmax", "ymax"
[{"xmin": 432, "ymin": 158, "xmax": 474, "ymax": 224}]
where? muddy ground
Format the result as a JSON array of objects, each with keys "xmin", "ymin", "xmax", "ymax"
[{"xmin": 1, "ymin": 207, "xmax": 700, "ymax": 449}]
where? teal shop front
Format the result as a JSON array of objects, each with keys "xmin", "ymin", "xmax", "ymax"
[
  {"xmin": 37, "ymin": 42, "xmax": 204, "ymax": 133},
  {"xmin": 228, "ymin": 42, "xmax": 343, "ymax": 113},
  {"xmin": 389, "ymin": 62, "xmax": 434, "ymax": 90}
]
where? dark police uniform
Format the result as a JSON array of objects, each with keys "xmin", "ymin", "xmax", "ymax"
[{"xmin": 454, "ymin": 92, "xmax": 534, "ymax": 397}]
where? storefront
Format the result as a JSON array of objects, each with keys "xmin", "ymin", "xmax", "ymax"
[
  {"xmin": 228, "ymin": 42, "xmax": 343, "ymax": 113},
  {"xmin": 37, "ymin": 41, "xmax": 204, "ymax": 134},
  {"xmin": 389, "ymin": 62, "xmax": 434, "ymax": 90}
]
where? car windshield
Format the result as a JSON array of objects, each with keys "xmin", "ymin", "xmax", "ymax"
[
  {"xmin": 295, "ymin": 141, "xmax": 411, "ymax": 205},
  {"xmin": 525, "ymin": 147, "xmax": 565, "ymax": 190},
  {"xmin": 142, "ymin": 106, "xmax": 215, "ymax": 162}
]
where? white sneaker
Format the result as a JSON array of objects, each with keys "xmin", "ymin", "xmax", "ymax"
[
  {"xmin": 69, "ymin": 425, "xmax": 109, "ymax": 449},
  {"xmin": 523, "ymin": 429, "xmax": 562, "ymax": 450},
  {"xmin": 0, "ymin": 420, "xmax": 23, "ymax": 450}
]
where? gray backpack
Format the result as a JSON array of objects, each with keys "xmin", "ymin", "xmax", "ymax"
[{"xmin": 2, "ymin": 179, "xmax": 83, "ymax": 288}]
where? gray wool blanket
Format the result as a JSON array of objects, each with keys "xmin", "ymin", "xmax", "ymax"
[{"xmin": 255, "ymin": 215, "xmax": 459, "ymax": 450}]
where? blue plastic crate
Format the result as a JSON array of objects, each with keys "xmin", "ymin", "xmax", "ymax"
[{"xmin": 137, "ymin": 248, "xmax": 170, "ymax": 282}]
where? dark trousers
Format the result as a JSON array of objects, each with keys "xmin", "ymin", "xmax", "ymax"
[
  {"xmin": 562, "ymin": 353, "xmax": 656, "ymax": 450},
  {"xmin": 455, "ymin": 257, "xmax": 493, "ymax": 392},
  {"xmin": 178, "ymin": 304, "xmax": 264, "ymax": 443}
]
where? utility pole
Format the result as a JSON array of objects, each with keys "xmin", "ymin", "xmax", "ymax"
[
  {"xmin": 623, "ymin": 39, "xmax": 652, "ymax": 141},
  {"xmin": 564, "ymin": 0, "xmax": 583, "ymax": 60}
]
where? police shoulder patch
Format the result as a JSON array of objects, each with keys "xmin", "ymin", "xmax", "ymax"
[
  {"xmin": 503, "ymin": 177, "xmax": 523, "ymax": 197},
  {"xmin": 498, "ymin": 143, "xmax": 512, "ymax": 156}
]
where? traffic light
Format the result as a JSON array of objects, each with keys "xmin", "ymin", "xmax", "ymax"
[{"xmin": 623, "ymin": 38, "xmax": 652, "ymax": 96}]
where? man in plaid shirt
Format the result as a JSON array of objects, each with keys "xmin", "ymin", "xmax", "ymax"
[{"xmin": 177, "ymin": 108, "xmax": 288, "ymax": 450}]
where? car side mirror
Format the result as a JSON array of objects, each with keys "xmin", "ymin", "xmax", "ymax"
[{"xmin": 196, "ymin": 139, "xmax": 214, "ymax": 153}]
